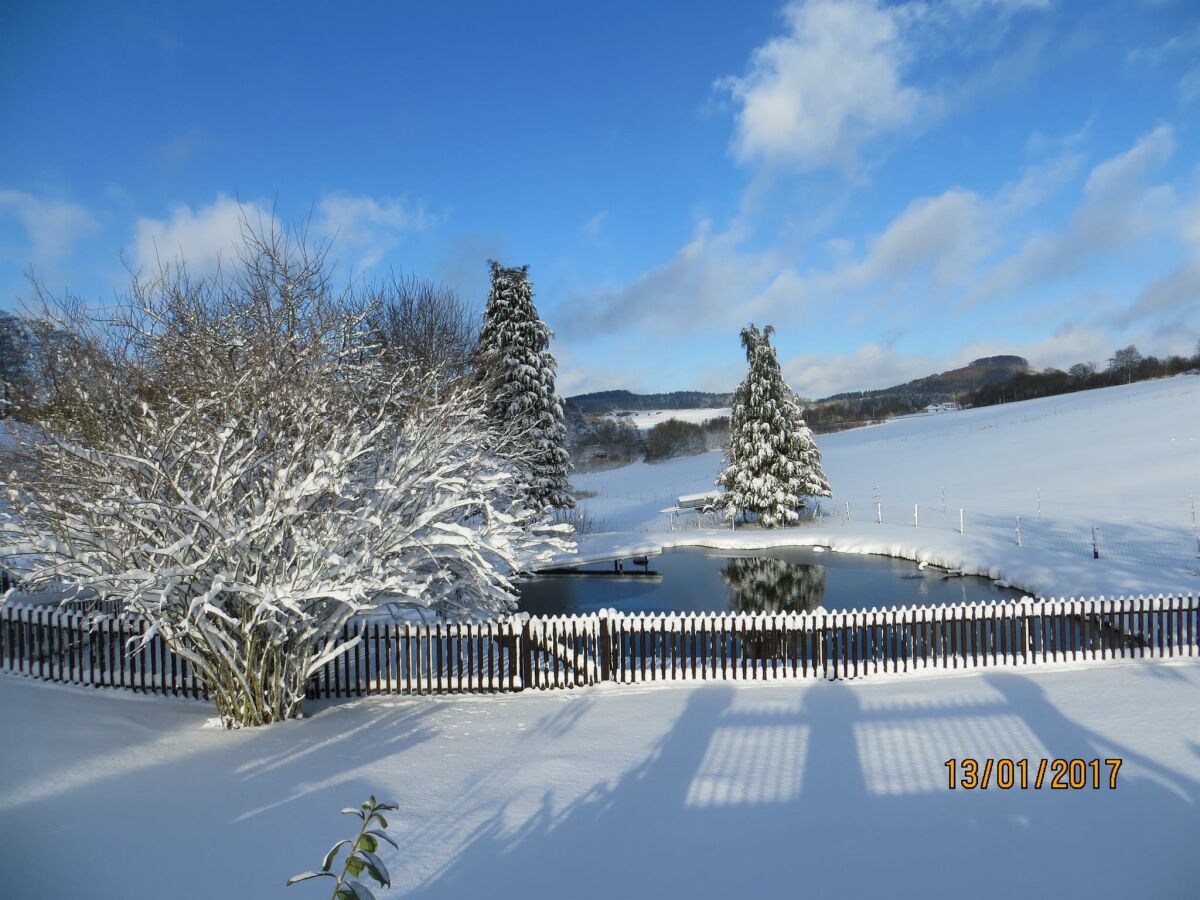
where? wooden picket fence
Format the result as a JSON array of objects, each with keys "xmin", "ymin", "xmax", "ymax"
[{"xmin": 1, "ymin": 595, "xmax": 1197, "ymax": 702}]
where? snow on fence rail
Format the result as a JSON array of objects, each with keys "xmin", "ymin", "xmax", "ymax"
[{"xmin": 1, "ymin": 596, "xmax": 1196, "ymax": 701}]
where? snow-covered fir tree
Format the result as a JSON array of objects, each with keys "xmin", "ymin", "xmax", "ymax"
[
  {"xmin": 716, "ymin": 324, "xmax": 832, "ymax": 527},
  {"xmin": 477, "ymin": 261, "xmax": 574, "ymax": 510}
]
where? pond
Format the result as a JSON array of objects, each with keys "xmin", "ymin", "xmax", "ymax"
[{"xmin": 516, "ymin": 547, "xmax": 1024, "ymax": 616}]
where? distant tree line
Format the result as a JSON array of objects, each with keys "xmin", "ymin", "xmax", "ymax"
[
  {"xmin": 967, "ymin": 345, "xmax": 1199, "ymax": 407},
  {"xmin": 800, "ymin": 343, "xmax": 1200, "ymax": 432},
  {"xmin": 567, "ymin": 389, "xmax": 732, "ymax": 415}
]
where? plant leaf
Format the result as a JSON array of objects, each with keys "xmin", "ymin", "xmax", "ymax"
[
  {"xmin": 286, "ymin": 871, "xmax": 332, "ymax": 886},
  {"xmin": 346, "ymin": 857, "xmax": 365, "ymax": 878},
  {"xmin": 370, "ymin": 814, "xmax": 388, "ymax": 830},
  {"xmin": 359, "ymin": 850, "xmax": 391, "ymax": 887},
  {"xmin": 341, "ymin": 808, "xmax": 365, "ymax": 819},
  {"xmin": 356, "ymin": 833, "xmax": 378, "ymax": 853},
  {"xmin": 346, "ymin": 880, "xmax": 377, "ymax": 900},
  {"xmin": 367, "ymin": 829, "xmax": 398, "ymax": 850},
  {"xmin": 322, "ymin": 840, "xmax": 350, "ymax": 872}
]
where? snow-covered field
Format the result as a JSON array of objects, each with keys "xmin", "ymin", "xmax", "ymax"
[
  {"xmin": 2, "ymin": 661, "xmax": 1197, "ymax": 898},
  {"xmin": 572, "ymin": 375, "xmax": 1200, "ymax": 599},
  {"xmin": 605, "ymin": 406, "xmax": 731, "ymax": 431}
]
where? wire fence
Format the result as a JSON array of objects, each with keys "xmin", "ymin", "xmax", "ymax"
[
  {"xmin": 632, "ymin": 484, "xmax": 1200, "ymax": 574},
  {"xmin": 821, "ymin": 494, "xmax": 1200, "ymax": 575}
]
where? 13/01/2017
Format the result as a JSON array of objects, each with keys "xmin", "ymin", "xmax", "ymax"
[{"xmin": 945, "ymin": 758, "xmax": 1122, "ymax": 790}]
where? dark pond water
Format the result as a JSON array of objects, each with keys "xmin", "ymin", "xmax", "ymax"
[{"xmin": 516, "ymin": 547, "xmax": 1024, "ymax": 616}]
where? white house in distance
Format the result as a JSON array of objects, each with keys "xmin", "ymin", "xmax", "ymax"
[{"xmin": 923, "ymin": 401, "xmax": 961, "ymax": 413}]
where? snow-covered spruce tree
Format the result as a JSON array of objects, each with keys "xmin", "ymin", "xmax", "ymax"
[
  {"xmin": 716, "ymin": 324, "xmax": 831, "ymax": 527},
  {"xmin": 0, "ymin": 224, "xmax": 568, "ymax": 728},
  {"xmin": 476, "ymin": 262, "xmax": 573, "ymax": 510}
]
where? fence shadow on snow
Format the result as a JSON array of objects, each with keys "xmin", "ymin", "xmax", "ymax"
[{"xmin": 401, "ymin": 669, "xmax": 1200, "ymax": 899}]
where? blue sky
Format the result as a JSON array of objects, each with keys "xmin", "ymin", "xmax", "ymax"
[{"xmin": 2, "ymin": 0, "xmax": 1198, "ymax": 397}]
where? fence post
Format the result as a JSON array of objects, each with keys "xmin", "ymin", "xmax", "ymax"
[
  {"xmin": 914, "ymin": 504, "xmax": 919, "ymax": 528},
  {"xmin": 959, "ymin": 508, "xmax": 965, "ymax": 535},
  {"xmin": 1092, "ymin": 526, "xmax": 1100, "ymax": 559},
  {"xmin": 845, "ymin": 501, "xmax": 851, "ymax": 521},
  {"xmin": 598, "ymin": 610, "xmax": 612, "ymax": 682},
  {"xmin": 1015, "ymin": 516, "xmax": 1022, "ymax": 547},
  {"xmin": 1037, "ymin": 488, "xmax": 1042, "ymax": 518},
  {"xmin": 520, "ymin": 614, "xmax": 533, "ymax": 692},
  {"xmin": 876, "ymin": 501, "xmax": 882, "ymax": 524}
]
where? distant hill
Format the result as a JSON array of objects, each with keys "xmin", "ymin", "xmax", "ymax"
[
  {"xmin": 804, "ymin": 355, "xmax": 1032, "ymax": 432},
  {"xmin": 566, "ymin": 389, "xmax": 734, "ymax": 415},
  {"xmin": 565, "ymin": 356, "xmax": 1031, "ymax": 434},
  {"xmin": 821, "ymin": 355, "xmax": 1031, "ymax": 404}
]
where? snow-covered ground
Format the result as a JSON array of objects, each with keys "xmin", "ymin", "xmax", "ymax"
[
  {"xmin": 2, "ymin": 661, "xmax": 1197, "ymax": 898},
  {"xmin": 605, "ymin": 406, "xmax": 731, "ymax": 431},
  {"xmin": 571, "ymin": 376, "xmax": 1200, "ymax": 599},
  {"xmin": 2, "ymin": 377, "xmax": 1197, "ymax": 899}
]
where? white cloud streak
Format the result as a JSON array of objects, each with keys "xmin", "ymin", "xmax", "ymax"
[
  {"xmin": 0, "ymin": 189, "xmax": 98, "ymax": 264},
  {"xmin": 132, "ymin": 194, "xmax": 270, "ymax": 273},
  {"xmin": 315, "ymin": 193, "xmax": 431, "ymax": 270},
  {"xmin": 131, "ymin": 192, "xmax": 432, "ymax": 275}
]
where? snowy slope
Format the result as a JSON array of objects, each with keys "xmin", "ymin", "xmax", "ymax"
[
  {"xmin": 571, "ymin": 375, "xmax": 1200, "ymax": 597},
  {"xmin": 2, "ymin": 661, "xmax": 1197, "ymax": 899}
]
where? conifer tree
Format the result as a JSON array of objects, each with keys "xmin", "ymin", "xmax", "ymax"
[
  {"xmin": 477, "ymin": 261, "xmax": 574, "ymax": 510},
  {"xmin": 716, "ymin": 324, "xmax": 831, "ymax": 527}
]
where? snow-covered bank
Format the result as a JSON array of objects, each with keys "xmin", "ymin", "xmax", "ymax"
[
  {"xmin": 568, "ymin": 376, "xmax": 1200, "ymax": 598},
  {"xmin": 2, "ymin": 661, "xmax": 1197, "ymax": 898}
]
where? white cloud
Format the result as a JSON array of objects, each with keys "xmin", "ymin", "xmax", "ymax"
[
  {"xmin": 836, "ymin": 188, "xmax": 985, "ymax": 288},
  {"xmin": 782, "ymin": 342, "xmax": 938, "ymax": 397},
  {"xmin": 554, "ymin": 346, "xmax": 650, "ymax": 397},
  {"xmin": 996, "ymin": 153, "xmax": 1084, "ymax": 213},
  {"xmin": 132, "ymin": 194, "xmax": 269, "ymax": 273},
  {"xmin": 581, "ymin": 210, "xmax": 608, "ymax": 240},
  {"xmin": 315, "ymin": 192, "xmax": 430, "ymax": 270},
  {"xmin": 1082, "ymin": 124, "xmax": 1174, "ymax": 198},
  {"xmin": 1180, "ymin": 67, "xmax": 1200, "ymax": 104},
  {"xmin": 1113, "ymin": 188, "xmax": 1200, "ymax": 327},
  {"xmin": 132, "ymin": 192, "xmax": 431, "ymax": 275},
  {"xmin": 720, "ymin": 0, "xmax": 924, "ymax": 173},
  {"xmin": 560, "ymin": 219, "xmax": 785, "ymax": 336},
  {"xmin": 718, "ymin": 0, "xmax": 1050, "ymax": 174},
  {"xmin": 560, "ymin": 123, "xmax": 1194, "ymax": 395},
  {"xmin": 1127, "ymin": 21, "xmax": 1200, "ymax": 65},
  {"xmin": 970, "ymin": 126, "xmax": 1178, "ymax": 302},
  {"xmin": 562, "ymin": 176, "xmax": 1042, "ymax": 340},
  {"xmin": 0, "ymin": 189, "xmax": 97, "ymax": 263}
]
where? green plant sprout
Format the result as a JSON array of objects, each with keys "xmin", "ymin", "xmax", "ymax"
[{"xmin": 288, "ymin": 795, "xmax": 399, "ymax": 900}]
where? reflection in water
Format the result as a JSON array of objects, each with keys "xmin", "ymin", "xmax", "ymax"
[
  {"xmin": 721, "ymin": 557, "xmax": 826, "ymax": 613},
  {"xmin": 515, "ymin": 548, "xmax": 1023, "ymax": 617}
]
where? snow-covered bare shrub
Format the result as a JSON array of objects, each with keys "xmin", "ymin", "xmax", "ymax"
[{"xmin": 0, "ymin": 223, "xmax": 568, "ymax": 727}]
